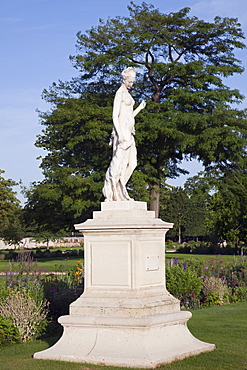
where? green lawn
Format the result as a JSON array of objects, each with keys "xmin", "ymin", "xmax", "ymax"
[
  {"xmin": 0, "ymin": 256, "xmax": 82, "ymax": 274},
  {"xmin": 0, "ymin": 301, "xmax": 246, "ymax": 370},
  {"xmin": 0, "ymin": 252, "xmax": 243, "ymax": 274},
  {"xmin": 165, "ymin": 252, "xmax": 243, "ymax": 264}
]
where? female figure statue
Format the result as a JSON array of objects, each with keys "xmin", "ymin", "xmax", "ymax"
[{"xmin": 102, "ymin": 67, "xmax": 146, "ymax": 201}]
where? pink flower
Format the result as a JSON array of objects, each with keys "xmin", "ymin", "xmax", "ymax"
[
  {"xmin": 204, "ymin": 265, "xmax": 209, "ymax": 269},
  {"xmin": 191, "ymin": 294, "xmax": 195, "ymax": 298}
]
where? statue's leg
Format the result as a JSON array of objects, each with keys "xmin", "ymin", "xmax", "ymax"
[
  {"xmin": 102, "ymin": 168, "xmax": 113, "ymax": 201},
  {"xmin": 124, "ymin": 144, "xmax": 137, "ymax": 185},
  {"xmin": 116, "ymin": 146, "xmax": 136, "ymax": 201},
  {"xmin": 104, "ymin": 147, "xmax": 126, "ymax": 201}
]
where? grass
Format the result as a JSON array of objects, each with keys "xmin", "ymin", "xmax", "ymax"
[
  {"xmin": 0, "ymin": 301, "xmax": 246, "ymax": 370},
  {"xmin": 0, "ymin": 256, "xmax": 82, "ymax": 274},
  {"xmin": 0, "ymin": 252, "xmax": 243, "ymax": 274},
  {"xmin": 165, "ymin": 253, "xmax": 243, "ymax": 264}
]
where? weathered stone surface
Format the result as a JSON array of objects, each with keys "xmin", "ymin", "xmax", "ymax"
[{"xmin": 34, "ymin": 201, "xmax": 215, "ymax": 367}]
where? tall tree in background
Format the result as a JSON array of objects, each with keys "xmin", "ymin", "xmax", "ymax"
[
  {"xmin": 183, "ymin": 174, "xmax": 213, "ymax": 240},
  {"xmin": 24, "ymin": 97, "xmax": 113, "ymax": 231},
  {"xmin": 31, "ymin": 1, "xmax": 247, "ymax": 227},
  {"xmin": 160, "ymin": 181, "xmax": 211, "ymax": 242},
  {"xmin": 160, "ymin": 187, "xmax": 192, "ymax": 242},
  {"xmin": 208, "ymin": 164, "xmax": 247, "ymax": 246},
  {"xmin": 0, "ymin": 170, "xmax": 23, "ymax": 244}
]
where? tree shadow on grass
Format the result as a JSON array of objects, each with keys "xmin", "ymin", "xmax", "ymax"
[{"xmin": 43, "ymin": 334, "xmax": 62, "ymax": 347}]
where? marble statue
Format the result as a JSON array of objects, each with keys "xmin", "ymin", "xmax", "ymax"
[{"xmin": 102, "ymin": 67, "xmax": 146, "ymax": 201}]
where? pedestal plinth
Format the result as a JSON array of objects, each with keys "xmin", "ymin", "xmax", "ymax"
[{"xmin": 34, "ymin": 201, "xmax": 215, "ymax": 367}]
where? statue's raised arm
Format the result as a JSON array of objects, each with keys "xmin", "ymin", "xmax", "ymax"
[{"xmin": 102, "ymin": 67, "xmax": 146, "ymax": 201}]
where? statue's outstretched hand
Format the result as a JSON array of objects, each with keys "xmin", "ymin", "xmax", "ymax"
[{"xmin": 140, "ymin": 100, "xmax": 146, "ymax": 109}]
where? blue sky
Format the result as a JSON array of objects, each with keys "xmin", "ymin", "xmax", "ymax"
[{"xmin": 1, "ymin": 0, "xmax": 247, "ymax": 204}]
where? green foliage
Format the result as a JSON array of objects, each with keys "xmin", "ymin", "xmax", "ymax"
[
  {"xmin": 202, "ymin": 276, "xmax": 229, "ymax": 305},
  {"xmin": 71, "ymin": 1, "xmax": 247, "ymax": 178},
  {"xmin": 5, "ymin": 251, "xmax": 44, "ymax": 305},
  {"xmin": 161, "ymin": 187, "xmax": 194, "ymax": 241},
  {"xmin": 23, "ymin": 98, "xmax": 113, "ymax": 232},
  {"xmin": 0, "ymin": 290, "xmax": 48, "ymax": 342},
  {"xmin": 0, "ymin": 285, "xmax": 10, "ymax": 303},
  {"xmin": 1, "ymin": 252, "xmax": 49, "ymax": 341},
  {"xmin": 166, "ymin": 255, "xmax": 247, "ymax": 308},
  {"xmin": 67, "ymin": 260, "xmax": 84, "ymax": 284},
  {"xmin": 0, "ymin": 316, "xmax": 21, "ymax": 346},
  {"xmin": 161, "ymin": 185, "xmax": 210, "ymax": 242},
  {"xmin": 229, "ymin": 285, "xmax": 247, "ymax": 302},
  {"xmin": 1, "ymin": 251, "xmax": 83, "ymax": 338},
  {"xmin": 166, "ymin": 264, "xmax": 202, "ymax": 308},
  {"xmin": 208, "ymin": 164, "xmax": 247, "ymax": 244},
  {"xmin": 165, "ymin": 240, "xmax": 180, "ymax": 250},
  {"xmin": 41, "ymin": 273, "xmax": 83, "ymax": 335},
  {"xmin": 162, "ymin": 168, "xmax": 247, "ymax": 244},
  {"xmin": 26, "ymin": 1, "xmax": 247, "ymax": 227},
  {"xmin": 0, "ymin": 170, "xmax": 23, "ymax": 244},
  {"xmin": 203, "ymin": 292, "xmax": 222, "ymax": 307}
]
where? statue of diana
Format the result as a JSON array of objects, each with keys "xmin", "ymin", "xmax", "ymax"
[{"xmin": 102, "ymin": 67, "xmax": 146, "ymax": 201}]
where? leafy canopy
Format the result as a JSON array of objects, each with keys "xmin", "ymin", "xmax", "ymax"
[
  {"xmin": 26, "ymin": 1, "xmax": 247, "ymax": 229},
  {"xmin": 0, "ymin": 170, "xmax": 23, "ymax": 244},
  {"xmin": 46, "ymin": 2, "xmax": 247, "ymax": 179}
]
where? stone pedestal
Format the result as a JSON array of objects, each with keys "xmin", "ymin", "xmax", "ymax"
[{"xmin": 34, "ymin": 201, "xmax": 215, "ymax": 367}]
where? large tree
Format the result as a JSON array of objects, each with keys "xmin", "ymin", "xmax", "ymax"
[
  {"xmin": 0, "ymin": 170, "xmax": 23, "ymax": 244},
  {"xmin": 24, "ymin": 97, "xmax": 113, "ymax": 231},
  {"xmin": 160, "ymin": 182, "xmax": 211, "ymax": 243},
  {"xmin": 183, "ymin": 174, "xmax": 214, "ymax": 240},
  {"xmin": 208, "ymin": 163, "xmax": 247, "ymax": 246},
  {"xmin": 33, "ymin": 1, "xmax": 247, "ymax": 224},
  {"xmin": 160, "ymin": 187, "xmax": 192, "ymax": 243}
]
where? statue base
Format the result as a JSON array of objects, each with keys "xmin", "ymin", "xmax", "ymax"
[{"xmin": 34, "ymin": 201, "xmax": 215, "ymax": 367}]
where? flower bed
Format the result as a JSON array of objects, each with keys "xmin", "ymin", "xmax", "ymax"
[
  {"xmin": 0, "ymin": 252, "xmax": 84, "ymax": 342},
  {"xmin": 0, "ymin": 251, "xmax": 246, "ymax": 346},
  {"xmin": 166, "ymin": 256, "xmax": 247, "ymax": 308}
]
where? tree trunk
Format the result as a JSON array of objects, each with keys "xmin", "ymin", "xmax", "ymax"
[
  {"xmin": 150, "ymin": 184, "xmax": 160, "ymax": 218},
  {"xmin": 178, "ymin": 224, "xmax": 182, "ymax": 244},
  {"xmin": 178, "ymin": 213, "xmax": 182, "ymax": 244}
]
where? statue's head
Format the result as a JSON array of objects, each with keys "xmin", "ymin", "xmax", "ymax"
[
  {"xmin": 122, "ymin": 67, "xmax": 136, "ymax": 80},
  {"xmin": 122, "ymin": 67, "xmax": 136, "ymax": 89}
]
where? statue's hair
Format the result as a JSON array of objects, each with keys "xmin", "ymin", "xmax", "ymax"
[{"xmin": 122, "ymin": 67, "xmax": 136, "ymax": 80}]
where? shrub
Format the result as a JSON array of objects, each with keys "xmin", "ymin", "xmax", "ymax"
[
  {"xmin": 229, "ymin": 257, "xmax": 247, "ymax": 285},
  {"xmin": 3, "ymin": 253, "xmax": 84, "ymax": 337},
  {"xmin": 203, "ymin": 292, "xmax": 222, "ymax": 306},
  {"xmin": 176, "ymin": 241, "xmax": 215, "ymax": 254},
  {"xmin": 165, "ymin": 241, "xmax": 180, "ymax": 250},
  {"xmin": 0, "ymin": 289, "xmax": 48, "ymax": 342},
  {"xmin": 166, "ymin": 265, "xmax": 202, "ymax": 308},
  {"xmin": 42, "ymin": 272, "xmax": 83, "ymax": 334},
  {"xmin": 0, "ymin": 286, "xmax": 10, "ymax": 303},
  {"xmin": 202, "ymin": 276, "xmax": 228, "ymax": 305},
  {"xmin": 229, "ymin": 285, "xmax": 247, "ymax": 303},
  {"xmin": 0, "ymin": 253, "xmax": 6, "ymax": 260},
  {"xmin": 0, "ymin": 315, "xmax": 21, "ymax": 346},
  {"xmin": 67, "ymin": 260, "xmax": 84, "ymax": 284},
  {"xmin": 4, "ymin": 251, "xmax": 45, "ymax": 304}
]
